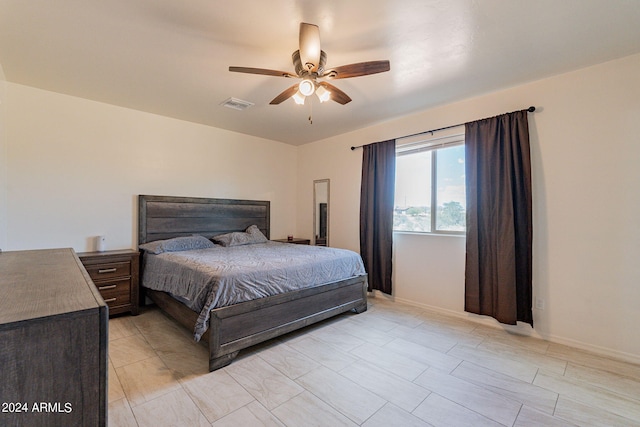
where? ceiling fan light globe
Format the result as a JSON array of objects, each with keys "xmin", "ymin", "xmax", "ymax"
[
  {"xmin": 298, "ymin": 79, "xmax": 315, "ymax": 96},
  {"xmin": 315, "ymin": 85, "xmax": 331, "ymax": 102},
  {"xmin": 292, "ymin": 91, "xmax": 306, "ymax": 105}
]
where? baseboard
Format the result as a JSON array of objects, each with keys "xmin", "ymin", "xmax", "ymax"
[{"xmin": 370, "ymin": 291, "xmax": 640, "ymax": 366}]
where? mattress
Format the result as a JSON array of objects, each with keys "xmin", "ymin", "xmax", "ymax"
[{"xmin": 141, "ymin": 241, "xmax": 367, "ymax": 340}]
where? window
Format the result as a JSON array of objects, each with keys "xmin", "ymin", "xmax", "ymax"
[{"xmin": 394, "ymin": 134, "xmax": 466, "ymax": 234}]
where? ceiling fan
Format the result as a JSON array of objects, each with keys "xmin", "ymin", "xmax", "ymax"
[{"xmin": 229, "ymin": 23, "xmax": 390, "ymax": 106}]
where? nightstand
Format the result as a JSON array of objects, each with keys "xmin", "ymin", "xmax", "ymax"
[
  {"xmin": 78, "ymin": 249, "xmax": 140, "ymax": 316},
  {"xmin": 272, "ymin": 238, "xmax": 311, "ymax": 245}
]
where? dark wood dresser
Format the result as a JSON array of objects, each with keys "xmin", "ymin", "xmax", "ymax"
[
  {"xmin": 78, "ymin": 249, "xmax": 140, "ymax": 316},
  {"xmin": 0, "ymin": 248, "xmax": 107, "ymax": 426}
]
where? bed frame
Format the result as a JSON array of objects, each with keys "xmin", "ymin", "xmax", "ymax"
[{"xmin": 138, "ymin": 195, "xmax": 368, "ymax": 371}]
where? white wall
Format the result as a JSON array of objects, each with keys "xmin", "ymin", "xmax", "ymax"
[
  {"xmin": 296, "ymin": 137, "xmax": 363, "ymax": 252},
  {"xmin": 0, "ymin": 65, "xmax": 6, "ymax": 250},
  {"xmin": 4, "ymin": 83, "xmax": 298, "ymax": 252},
  {"xmin": 297, "ymin": 53, "xmax": 640, "ymax": 362}
]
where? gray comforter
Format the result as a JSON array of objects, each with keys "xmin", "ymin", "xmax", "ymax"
[{"xmin": 141, "ymin": 241, "xmax": 366, "ymax": 340}]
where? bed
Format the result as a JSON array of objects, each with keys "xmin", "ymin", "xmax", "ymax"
[{"xmin": 138, "ymin": 195, "xmax": 368, "ymax": 371}]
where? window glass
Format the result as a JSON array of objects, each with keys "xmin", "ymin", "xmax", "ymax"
[
  {"xmin": 394, "ymin": 151, "xmax": 431, "ymax": 232},
  {"xmin": 435, "ymin": 144, "xmax": 466, "ymax": 231},
  {"xmin": 394, "ymin": 137, "xmax": 465, "ymax": 234}
]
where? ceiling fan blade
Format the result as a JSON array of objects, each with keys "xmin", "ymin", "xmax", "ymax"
[
  {"xmin": 229, "ymin": 66, "xmax": 297, "ymax": 78},
  {"xmin": 299, "ymin": 23, "xmax": 321, "ymax": 72},
  {"xmin": 318, "ymin": 82, "xmax": 352, "ymax": 105},
  {"xmin": 270, "ymin": 84, "xmax": 300, "ymax": 105},
  {"xmin": 322, "ymin": 60, "xmax": 390, "ymax": 79}
]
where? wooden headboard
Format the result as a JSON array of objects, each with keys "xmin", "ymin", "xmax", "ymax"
[{"xmin": 138, "ymin": 195, "xmax": 270, "ymax": 244}]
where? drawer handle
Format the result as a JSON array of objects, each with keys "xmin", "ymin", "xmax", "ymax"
[
  {"xmin": 104, "ymin": 298, "xmax": 117, "ymax": 303},
  {"xmin": 98, "ymin": 284, "xmax": 117, "ymax": 290},
  {"xmin": 98, "ymin": 268, "xmax": 117, "ymax": 274}
]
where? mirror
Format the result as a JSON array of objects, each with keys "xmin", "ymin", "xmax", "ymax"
[{"xmin": 313, "ymin": 179, "xmax": 329, "ymax": 246}]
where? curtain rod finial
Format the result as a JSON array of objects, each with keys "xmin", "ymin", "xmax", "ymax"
[
  {"xmin": 527, "ymin": 106, "xmax": 536, "ymax": 112},
  {"xmin": 351, "ymin": 146, "xmax": 357, "ymax": 150}
]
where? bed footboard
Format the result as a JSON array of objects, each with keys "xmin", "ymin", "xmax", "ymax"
[
  {"xmin": 146, "ymin": 275, "xmax": 368, "ymax": 371},
  {"xmin": 207, "ymin": 275, "xmax": 368, "ymax": 370}
]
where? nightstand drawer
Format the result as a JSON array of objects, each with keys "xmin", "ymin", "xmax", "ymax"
[
  {"xmin": 84, "ymin": 261, "xmax": 131, "ymax": 280},
  {"xmin": 95, "ymin": 278, "xmax": 131, "ymax": 306},
  {"xmin": 78, "ymin": 249, "xmax": 140, "ymax": 316}
]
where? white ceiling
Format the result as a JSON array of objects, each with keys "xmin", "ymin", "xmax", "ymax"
[{"xmin": 1, "ymin": 0, "xmax": 640, "ymax": 145}]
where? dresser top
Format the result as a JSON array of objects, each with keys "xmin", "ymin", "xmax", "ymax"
[{"xmin": 0, "ymin": 248, "xmax": 105, "ymax": 325}]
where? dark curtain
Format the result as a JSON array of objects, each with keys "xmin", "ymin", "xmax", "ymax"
[
  {"xmin": 360, "ymin": 139, "xmax": 396, "ymax": 294},
  {"xmin": 465, "ymin": 110, "xmax": 533, "ymax": 326}
]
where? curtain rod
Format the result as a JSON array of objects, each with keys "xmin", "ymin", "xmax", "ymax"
[{"xmin": 350, "ymin": 106, "xmax": 536, "ymax": 150}]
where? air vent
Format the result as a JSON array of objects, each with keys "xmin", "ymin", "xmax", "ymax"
[{"xmin": 220, "ymin": 97, "xmax": 254, "ymax": 111}]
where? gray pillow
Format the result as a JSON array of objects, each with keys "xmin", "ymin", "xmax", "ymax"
[
  {"xmin": 213, "ymin": 225, "xmax": 268, "ymax": 247},
  {"xmin": 139, "ymin": 235, "xmax": 216, "ymax": 254},
  {"xmin": 246, "ymin": 225, "xmax": 268, "ymax": 242}
]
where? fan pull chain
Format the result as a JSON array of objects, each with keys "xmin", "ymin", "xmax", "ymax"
[{"xmin": 308, "ymin": 99, "xmax": 313, "ymax": 124}]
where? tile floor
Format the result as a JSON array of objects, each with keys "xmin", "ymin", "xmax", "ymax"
[{"xmin": 108, "ymin": 297, "xmax": 640, "ymax": 426}]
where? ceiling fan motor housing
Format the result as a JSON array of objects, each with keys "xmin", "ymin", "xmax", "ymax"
[{"xmin": 293, "ymin": 50, "xmax": 327, "ymax": 77}]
